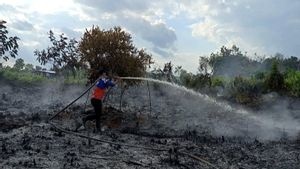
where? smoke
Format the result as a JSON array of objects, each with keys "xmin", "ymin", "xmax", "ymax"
[
  {"xmin": 38, "ymin": 79, "xmax": 87, "ymax": 106},
  {"xmin": 116, "ymin": 78, "xmax": 300, "ymax": 141},
  {"xmin": 0, "ymin": 79, "xmax": 87, "ymax": 115}
]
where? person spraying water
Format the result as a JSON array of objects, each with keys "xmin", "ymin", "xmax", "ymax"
[{"xmin": 82, "ymin": 69, "xmax": 120, "ymax": 132}]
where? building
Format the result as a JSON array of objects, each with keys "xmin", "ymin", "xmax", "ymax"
[{"xmin": 34, "ymin": 69, "xmax": 56, "ymax": 78}]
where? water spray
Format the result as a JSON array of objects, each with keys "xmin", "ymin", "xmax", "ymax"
[
  {"xmin": 120, "ymin": 77, "xmax": 300, "ymax": 136},
  {"xmin": 120, "ymin": 77, "xmax": 249, "ymax": 115}
]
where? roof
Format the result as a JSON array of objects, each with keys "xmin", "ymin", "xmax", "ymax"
[{"xmin": 36, "ymin": 70, "xmax": 56, "ymax": 74}]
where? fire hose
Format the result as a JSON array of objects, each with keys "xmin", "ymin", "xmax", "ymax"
[{"xmin": 48, "ymin": 77, "xmax": 101, "ymax": 121}]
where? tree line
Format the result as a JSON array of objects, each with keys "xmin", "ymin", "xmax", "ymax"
[{"xmin": 157, "ymin": 45, "xmax": 300, "ymax": 108}]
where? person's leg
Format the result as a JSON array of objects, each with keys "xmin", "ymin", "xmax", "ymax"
[
  {"xmin": 83, "ymin": 99, "xmax": 97, "ymax": 123},
  {"xmin": 92, "ymin": 98, "xmax": 102, "ymax": 130},
  {"xmin": 83, "ymin": 114, "xmax": 96, "ymax": 121}
]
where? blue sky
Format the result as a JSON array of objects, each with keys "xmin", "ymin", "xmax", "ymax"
[{"xmin": 1, "ymin": 0, "xmax": 300, "ymax": 72}]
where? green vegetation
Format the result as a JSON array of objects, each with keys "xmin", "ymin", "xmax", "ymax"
[
  {"xmin": 173, "ymin": 46, "xmax": 300, "ymax": 108},
  {"xmin": 265, "ymin": 62, "xmax": 284, "ymax": 92},
  {"xmin": 285, "ymin": 70, "xmax": 300, "ymax": 97},
  {"xmin": 227, "ymin": 76, "xmax": 263, "ymax": 107},
  {"xmin": 145, "ymin": 44, "xmax": 300, "ymax": 109},
  {"xmin": 0, "ymin": 66, "xmax": 47, "ymax": 84},
  {"xmin": 211, "ymin": 76, "xmax": 226, "ymax": 88},
  {"xmin": 0, "ymin": 59, "xmax": 87, "ymax": 85},
  {"xmin": 0, "ymin": 66, "xmax": 87, "ymax": 85}
]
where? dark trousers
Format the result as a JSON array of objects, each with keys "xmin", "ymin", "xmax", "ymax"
[{"xmin": 84, "ymin": 98, "xmax": 103, "ymax": 129}]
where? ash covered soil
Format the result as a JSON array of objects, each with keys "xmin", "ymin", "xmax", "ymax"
[{"xmin": 1, "ymin": 81, "xmax": 300, "ymax": 169}]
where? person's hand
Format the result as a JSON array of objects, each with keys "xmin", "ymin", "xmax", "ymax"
[{"xmin": 114, "ymin": 76, "xmax": 121, "ymax": 83}]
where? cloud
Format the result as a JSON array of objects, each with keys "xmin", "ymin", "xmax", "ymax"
[
  {"xmin": 60, "ymin": 27, "xmax": 83, "ymax": 39},
  {"xmin": 183, "ymin": 0, "xmax": 300, "ymax": 56},
  {"xmin": 119, "ymin": 15, "xmax": 177, "ymax": 49},
  {"xmin": 0, "ymin": 3, "xmax": 87, "ymax": 66},
  {"xmin": 11, "ymin": 20, "xmax": 34, "ymax": 32},
  {"xmin": 75, "ymin": 1, "xmax": 178, "ymax": 54},
  {"xmin": 152, "ymin": 46, "xmax": 174, "ymax": 58},
  {"xmin": 141, "ymin": 22, "xmax": 176, "ymax": 49},
  {"xmin": 190, "ymin": 19, "xmax": 235, "ymax": 44},
  {"xmin": 0, "ymin": 4, "xmax": 17, "ymax": 13},
  {"xmin": 74, "ymin": 0, "xmax": 151, "ymax": 13}
]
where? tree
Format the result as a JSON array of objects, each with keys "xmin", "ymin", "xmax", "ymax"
[
  {"xmin": 179, "ymin": 69, "xmax": 194, "ymax": 87},
  {"xmin": 174, "ymin": 65, "xmax": 182, "ymax": 75},
  {"xmin": 35, "ymin": 65, "xmax": 42, "ymax": 71},
  {"xmin": 208, "ymin": 45, "xmax": 260, "ymax": 77},
  {"xmin": 79, "ymin": 26, "xmax": 152, "ymax": 83},
  {"xmin": 0, "ymin": 20, "xmax": 20, "ymax": 61},
  {"xmin": 198, "ymin": 56, "xmax": 211, "ymax": 75},
  {"xmin": 265, "ymin": 61, "xmax": 284, "ymax": 92},
  {"xmin": 14, "ymin": 58, "xmax": 25, "ymax": 70},
  {"xmin": 34, "ymin": 30, "xmax": 82, "ymax": 76},
  {"xmin": 162, "ymin": 62, "xmax": 173, "ymax": 82},
  {"xmin": 282, "ymin": 56, "xmax": 300, "ymax": 71},
  {"xmin": 24, "ymin": 64, "xmax": 34, "ymax": 72}
]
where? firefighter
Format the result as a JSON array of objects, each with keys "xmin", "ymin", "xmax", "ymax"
[{"xmin": 83, "ymin": 69, "xmax": 119, "ymax": 132}]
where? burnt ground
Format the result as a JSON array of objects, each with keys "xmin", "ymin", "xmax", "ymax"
[{"xmin": 1, "ymin": 81, "xmax": 300, "ymax": 169}]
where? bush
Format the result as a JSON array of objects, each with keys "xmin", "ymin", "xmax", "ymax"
[
  {"xmin": 265, "ymin": 62, "xmax": 284, "ymax": 92},
  {"xmin": 254, "ymin": 71, "xmax": 266, "ymax": 80},
  {"xmin": 228, "ymin": 76, "xmax": 262, "ymax": 107},
  {"xmin": 285, "ymin": 70, "xmax": 300, "ymax": 97},
  {"xmin": 179, "ymin": 70, "xmax": 195, "ymax": 87},
  {"xmin": 211, "ymin": 76, "xmax": 226, "ymax": 87}
]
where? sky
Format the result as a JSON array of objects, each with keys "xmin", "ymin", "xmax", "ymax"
[{"xmin": 1, "ymin": 0, "xmax": 300, "ymax": 72}]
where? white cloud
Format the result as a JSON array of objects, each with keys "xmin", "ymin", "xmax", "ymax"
[
  {"xmin": 75, "ymin": 1, "xmax": 178, "ymax": 55},
  {"xmin": 183, "ymin": 0, "xmax": 300, "ymax": 57},
  {"xmin": 20, "ymin": 41, "xmax": 39, "ymax": 47},
  {"xmin": 190, "ymin": 19, "xmax": 219, "ymax": 41},
  {"xmin": 4, "ymin": 0, "xmax": 75, "ymax": 15}
]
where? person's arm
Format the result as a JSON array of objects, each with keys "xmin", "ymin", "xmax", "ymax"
[
  {"xmin": 106, "ymin": 76, "xmax": 121, "ymax": 87},
  {"xmin": 106, "ymin": 79, "xmax": 116, "ymax": 87}
]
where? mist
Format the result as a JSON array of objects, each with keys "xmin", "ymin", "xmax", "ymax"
[
  {"xmin": 111, "ymin": 80, "xmax": 300, "ymax": 141},
  {"xmin": 0, "ymin": 79, "xmax": 87, "ymax": 115}
]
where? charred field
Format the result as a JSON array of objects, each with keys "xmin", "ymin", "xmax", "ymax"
[{"xmin": 1, "ymin": 80, "xmax": 300, "ymax": 169}]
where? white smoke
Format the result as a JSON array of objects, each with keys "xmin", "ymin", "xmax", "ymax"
[{"xmin": 118, "ymin": 77, "xmax": 300, "ymax": 141}]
